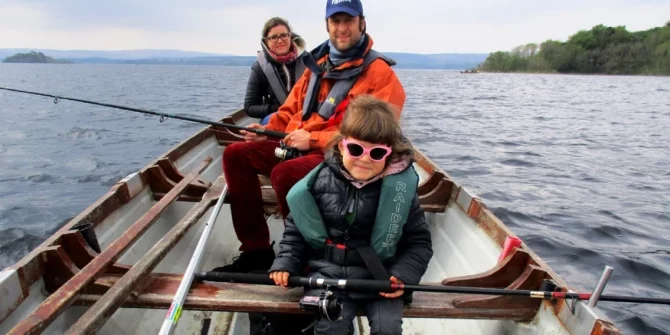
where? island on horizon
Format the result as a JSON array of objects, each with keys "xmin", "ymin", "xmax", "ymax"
[{"xmin": 2, "ymin": 51, "xmax": 72, "ymax": 64}]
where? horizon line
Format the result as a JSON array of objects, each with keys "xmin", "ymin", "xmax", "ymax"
[{"xmin": 0, "ymin": 47, "xmax": 492, "ymax": 57}]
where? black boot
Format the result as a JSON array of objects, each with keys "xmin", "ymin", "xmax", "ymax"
[{"xmin": 211, "ymin": 243, "xmax": 275, "ymax": 273}]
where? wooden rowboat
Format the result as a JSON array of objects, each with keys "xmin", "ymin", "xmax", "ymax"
[{"xmin": 0, "ymin": 108, "xmax": 622, "ymax": 334}]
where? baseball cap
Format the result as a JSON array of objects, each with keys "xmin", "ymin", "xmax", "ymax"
[{"xmin": 325, "ymin": 0, "xmax": 364, "ymax": 19}]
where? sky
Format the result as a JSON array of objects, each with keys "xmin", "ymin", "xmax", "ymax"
[{"xmin": 0, "ymin": 0, "xmax": 668, "ymax": 55}]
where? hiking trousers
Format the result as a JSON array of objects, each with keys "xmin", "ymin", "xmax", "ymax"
[{"xmin": 222, "ymin": 139, "xmax": 324, "ymax": 252}]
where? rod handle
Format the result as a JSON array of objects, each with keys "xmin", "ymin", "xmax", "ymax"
[
  {"xmin": 338, "ymin": 279, "xmax": 394, "ymax": 292},
  {"xmin": 258, "ymin": 129, "xmax": 289, "ymax": 139},
  {"xmin": 196, "ymin": 272, "xmax": 277, "ymax": 285}
]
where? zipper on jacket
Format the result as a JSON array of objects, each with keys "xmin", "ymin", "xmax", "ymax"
[
  {"xmin": 343, "ymin": 189, "xmax": 359, "ymax": 241},
  {"xmin": 339, "ymin": 185, "xmax": 351, "ymax": 227},
  {"xmin": 282, "ymin": 64, "xmax": 291, "ymax": 92},
  {"xmin": 339, "ymin": 185, "xmax": 357, "ymax": 241},
  {"xmin": 343, "ymin": 191, "xmax": 358, "ymax": 282},
  {"xmin": 347, "ymin": 190, "xmax": 358, "ymax": 225}
]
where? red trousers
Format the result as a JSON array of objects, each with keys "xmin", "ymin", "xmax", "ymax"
[{"xmin": 222, "ymin": 140, "xmax": 324, "ymax": 251}]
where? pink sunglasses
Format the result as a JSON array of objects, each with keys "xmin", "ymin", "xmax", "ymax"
[{"xmin": 342, "ymin": 138, "xmax": 392, "ymax": 161}]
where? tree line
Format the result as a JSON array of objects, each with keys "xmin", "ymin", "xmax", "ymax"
[{"xmin": 479, "ymin": 22, "xmax": 670, "ymax": 75}]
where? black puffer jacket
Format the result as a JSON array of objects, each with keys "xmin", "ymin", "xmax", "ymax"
[
  {"xmin": 243, "ymin": 50, "xmax": 304, "ymax": 119},
  {"xmin": 269, "ymin": 154, "xmax": 433, "ymax": 299}
]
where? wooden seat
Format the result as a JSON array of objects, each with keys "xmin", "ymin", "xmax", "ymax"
[
  {"xmin": 75, "ymin": 273, "xmax": 538, "ymax": 321},
  {"xmin": 258, "ymin": 175, "xmax": 272, "ymax": 186},
  {"xmin": 73, "ymin": 248, "xmax": 543, "ymax": 321}
]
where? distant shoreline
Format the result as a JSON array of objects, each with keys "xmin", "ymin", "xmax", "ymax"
[
  {"xmin": 0, "ymin": 62, "xmax": 478, "ymax": 71},
  {"xmin": 478, "ymin": 24, "xmax": 670, "ymax": 76},
  {"xmin": 0, "ymin": 63, "xmax": 463, "ymax": 68},
  {"xmin": 477, "ymin": 70, "xmax": 670, "ymax": 77},
  {"xmin": 3, "ymin": 63, "xmax": 667, "ymax": 76},
  {"xmin": 0, "ymin": 49, "xmax": 488, "ymax": 70}
]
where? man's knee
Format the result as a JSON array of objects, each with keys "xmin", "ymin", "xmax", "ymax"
[
  {"xmin": 222, "ymin": 141, "xmax": 247, "ymax": 165},
  {"xmin": 270, "ymin": 161, "xmax": 306, "ymax": 191}
]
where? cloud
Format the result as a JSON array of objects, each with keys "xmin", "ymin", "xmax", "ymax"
[{"xmin": 0, "ymin": 0, "xmax": 668, "ymax": 54}]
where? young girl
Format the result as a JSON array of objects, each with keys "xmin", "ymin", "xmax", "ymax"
[{"xmin": 268, "ymin": 95, "xmax": 433, "ymax": 335}]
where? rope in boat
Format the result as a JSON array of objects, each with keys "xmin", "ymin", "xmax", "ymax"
[
  {"xmin": 196, "ymin": 272, "xmax": 670, "ymax": 306},
  {"xmin": 0, "ymin": 86, "xmax": 288, "ymax": 138}
]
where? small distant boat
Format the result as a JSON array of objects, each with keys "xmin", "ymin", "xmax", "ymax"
[
  {"xmin": 461, "ymin": 69, "xmax": 479, "ymax": 74},
  {"xmin": 0, "ymin": 108, "xmax": 623, "ymax": 334}
]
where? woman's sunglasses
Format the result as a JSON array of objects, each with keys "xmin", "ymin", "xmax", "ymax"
[{"xmin": 342, "ymin": 138, "xmax": 392, "ymax": 162}]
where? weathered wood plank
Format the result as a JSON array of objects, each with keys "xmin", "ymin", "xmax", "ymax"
[
  {"xmin": 6, "ymin": 158, "xmax": 213, "ymax": 335},
  {"xmin": 74, "ymin": 274, "xmax": 538, "ymax": 321}
]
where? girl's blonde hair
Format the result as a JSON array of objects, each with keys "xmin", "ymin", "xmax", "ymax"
[{"xmin": 327, "ymin": 95, "xmax": 414, "ymax": 165}]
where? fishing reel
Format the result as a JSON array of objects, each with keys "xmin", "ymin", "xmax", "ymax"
[
  {"xmin": 299, "ymin": 290, "xmax": 342, "ymax": 322},
  {"xmin": 274, "ymin": 141, "xmax": 302, "ymax": 161}
]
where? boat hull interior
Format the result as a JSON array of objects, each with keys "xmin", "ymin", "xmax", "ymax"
[{"xmin": 0, "ymin": 112, "xmax": 620, "ymax": 335}]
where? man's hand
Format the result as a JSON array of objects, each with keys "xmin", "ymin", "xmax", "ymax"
[
  {"xmin": 240, "ymin": 123, "xmax": 268, "ymax": 142},
  {"xmin": 380, "ymin": 276, "xmax": 404, "ymax": 299},
  {"xmin": 269, "ymin": 271, "xmax": 290, "ymax": 288},
  {"xmin": 284, "ymin": 129, "xmax": 311, "ymax": 151}
]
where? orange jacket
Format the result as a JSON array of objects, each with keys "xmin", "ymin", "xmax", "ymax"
[{"xmin": 265, "ymin": 35, "xmax": 406, "ymax": 151}]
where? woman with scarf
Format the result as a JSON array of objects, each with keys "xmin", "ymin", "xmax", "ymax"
[{"xmin": 243, "ymin": 17, "xmax": 307, "ymax": 125}]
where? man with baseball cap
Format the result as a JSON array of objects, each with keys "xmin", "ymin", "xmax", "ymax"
[{"xmin": 216, "ymin": 0, "xmax": 406, "ymax": 278}]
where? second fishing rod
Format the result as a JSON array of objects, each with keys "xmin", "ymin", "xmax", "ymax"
[{"xmin": 0, "ymin": 86, "xmax": 289, "ymax": 139}]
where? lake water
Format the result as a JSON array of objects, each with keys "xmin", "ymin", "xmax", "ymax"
[{"xmin": 0, "ymin": 63, "xmax": 669, "ymax": 334}]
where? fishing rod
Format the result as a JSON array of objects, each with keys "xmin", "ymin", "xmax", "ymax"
[
  {"xmin": 159, "ymin": 185, "xmax": 229, "ymax": 335},
  {"xmin": 0, "ymin": 86, "xmax": 288, "ymax": 139},
  {"xmin": 195, "ymin": 272, "xmax": 670, "ymax": 306}
]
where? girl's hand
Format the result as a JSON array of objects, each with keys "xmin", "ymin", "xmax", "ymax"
[
  {"xmin": 380, "ymin": 276, "xmax": 404, "ymax": 298},
  {"xmin": 269, "ymin": 271, "xmax": 290, "ymax": 287}
]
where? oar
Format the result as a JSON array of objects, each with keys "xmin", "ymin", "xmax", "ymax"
[
  {"xmin": 63, "ymin": 179, "xmax": 228, "ymax": 335},
  {"xmin": 195, "ymin": 272, "xmax": 670, "ymax": 306},
  {"xmin": 0, "ymin": 86, "xmax": 288, "ymax": 138},
  {"xmin": 158, "ymin": 184, "xmax": 229, "ymax": 335}
]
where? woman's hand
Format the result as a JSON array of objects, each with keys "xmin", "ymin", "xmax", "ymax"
[
  {"xmin": 240, "ymin": 123, "xmax": 268, "ymax": 142},
  {"xmin": 269, "ymin": 271, "xmax": 290, "ymax": 287},
  {"xmin": 380, "ymin": 276, "xmax": 404, "ymax": 299}
]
